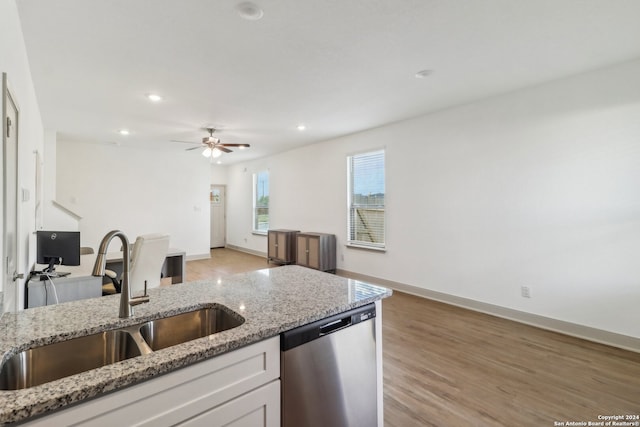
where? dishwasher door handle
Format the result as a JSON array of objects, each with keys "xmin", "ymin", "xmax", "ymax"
[{"xmin": 319, "ymin": 317, "xmax": 351, "ymax": 336}]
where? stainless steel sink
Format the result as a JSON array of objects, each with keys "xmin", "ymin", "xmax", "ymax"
[
  {"xmin": 139, "ymin": 307, "xmax": 245, "ymax": 351},
  {"xmin": 0, "ymin": 330, "xmax": 141, "ymax": 390},
  {"xmin": 0, "ymin": 305, "xmax": 244, "ymax": 390}
]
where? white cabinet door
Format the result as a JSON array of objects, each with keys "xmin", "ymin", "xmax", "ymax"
[{"xmin": 179, "ymin": 380, "xmax": 280, "ymax": 427}]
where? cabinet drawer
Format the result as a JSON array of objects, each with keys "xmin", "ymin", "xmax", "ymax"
[
  {"xmin": 179, "ymin": 380, "xmax": 280, "ymax": 427},
  {"xmin": 22, "ymin": 337, "xmax": 280, "ymax": 427}
]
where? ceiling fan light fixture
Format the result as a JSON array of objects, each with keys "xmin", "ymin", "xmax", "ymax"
[
  {"xmin": 202, "ymin": 147, "xmax": 212, "ymax": 157},
  {"xmin": 211, "ymin": 148, "xmax": 223, "ymax": 158}
]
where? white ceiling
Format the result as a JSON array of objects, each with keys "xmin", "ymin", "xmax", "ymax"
[{"xmin": 16, "ymin": 0, "xmax": 640, "ymax": 164}]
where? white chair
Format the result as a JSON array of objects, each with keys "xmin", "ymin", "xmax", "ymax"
[{"xmin": 102, "ymin": 233, "xmax": 170, "ymax": 295}]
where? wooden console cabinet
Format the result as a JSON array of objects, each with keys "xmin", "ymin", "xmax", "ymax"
[
  {"xmin": 296, "ymin": 232, "xmax": 336, "ymax": 273},
  {"xmin": 267, "ymin": 229, "xmax": 299, "ymax": 265}
]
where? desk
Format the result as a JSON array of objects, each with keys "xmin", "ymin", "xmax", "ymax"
[
  {"xmin": 162, "ymin": 248, "xmax": 187, "ymax": 284},
  {"xmin": 26, "ymin": 249, "xmax": 186, "ymax": 309},
  {"xmin": 25, "ymin": 274, "xmax": 102, "ymax": 308},
  {"xmin": 97, "ymin": 248, "xmax": 186, "ymax": 285}
]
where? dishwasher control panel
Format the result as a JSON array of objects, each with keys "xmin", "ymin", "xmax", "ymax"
[
  {"xmin": 354, "ymin": 307, "xmax": 375, "ymax": 324},
  {"xmin": 281, "ymin": 303, "xmax": 376, "ymax": 351}
]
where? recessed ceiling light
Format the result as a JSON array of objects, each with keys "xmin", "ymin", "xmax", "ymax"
[
  {"xmin": 118, "ymin": 129, "xmax": 130, "ymax": 135},
  {"xmin": 146, "ymin": 93, "xmax": 163, "ymax": 102},
  {"xmin": 297, "ymin": 124, "xmax": 306, "ymax": 131},
  {"xmin": 415, "ymin": 69, "xmax": 433, "ymax": 79},
  {"xmin": 237, "ymin": 2, "xmax": 264, "ymax": 20}
]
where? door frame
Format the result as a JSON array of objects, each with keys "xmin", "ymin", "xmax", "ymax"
[{"xmin": 2, "ymin": 72, "xmax": 21, "ymax": 312}]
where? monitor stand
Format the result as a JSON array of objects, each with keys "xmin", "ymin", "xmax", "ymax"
[
  {"xmin": 40, "ymin": 258, "xmax": 70, "ymax": 277},
  {"xmin": 43, "ymin": 257, "xmax": 59, "ymax": 274}
]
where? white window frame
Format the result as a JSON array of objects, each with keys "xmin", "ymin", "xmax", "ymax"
[
  {"xmin": 253, "ymin": 171, "xmax": 269, "ymax": 234},
  {"xmin": 347, "ymin": 149, "xmax": 386, "ymax": 250}
]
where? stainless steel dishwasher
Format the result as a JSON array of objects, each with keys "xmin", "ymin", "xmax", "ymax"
[{"xmin": 281, "ymin": 303, "xmax": 377, "ymax": 427}]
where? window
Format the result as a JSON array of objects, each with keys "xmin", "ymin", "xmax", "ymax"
[
  {"xmin": 253, "ymin": 171, "xmax": 269, "ymax": 233},
  {"xmin": 347, "ymin": 150, "xmax": 385, "ymax": 249}
]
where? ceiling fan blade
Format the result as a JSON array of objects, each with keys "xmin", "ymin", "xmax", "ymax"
[
  {"xmin": 217, "ymin": 146, "xmax": 233, "ymax": 153},
  {"xmin": 171, "ymin": 139, "xmax": 200, "ymax": 145},
  {"xmin": 220, "ymin": 143, "xmax": 250, "ymax": 148},
  {"xmin": 185, "ymin": 146, "xmax": 202, "ymax": 151}
]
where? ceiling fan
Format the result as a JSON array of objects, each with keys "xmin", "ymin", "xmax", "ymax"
[{"xmin": 172, "ymin": 128, "xmax": 250, "ymax": 158}]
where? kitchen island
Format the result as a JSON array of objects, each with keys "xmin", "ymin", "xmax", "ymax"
[{"xmin": 0, "ymin": 265, "xmax": 391, "ymax": 425}]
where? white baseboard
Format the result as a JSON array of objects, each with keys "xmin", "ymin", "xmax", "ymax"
[
  {"xmin": 224, "ymin": 244, "xmax": 267, "ymax": 259},
  {"xmin": 336, "ymin": 269, "xmax": 640, "ymax": 353},
  {"xmin": 185, "ymin": 253, "xmax": 211, "ymax": 261}
]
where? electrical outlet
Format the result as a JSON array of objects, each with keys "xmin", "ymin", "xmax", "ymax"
[{"xmin": 521, "ymin": 286, "xmax": 531, "ymax": 298}]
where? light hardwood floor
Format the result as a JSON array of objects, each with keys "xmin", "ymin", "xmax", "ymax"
[
  {"xmin": 185, "ymin": 247, "xmax": 276, "ymax": 282},
  {"xmin": 382, "ymin": 292, "xmax": 640, "ymax": 426},
  {"xmin": 186, "ymin": 249, "xmax": 640, "ymax": 426}
]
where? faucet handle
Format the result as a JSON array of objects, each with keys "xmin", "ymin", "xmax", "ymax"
[{"xmin": 129, "ymin": 280, "xmax": 150, "ymax": 308}]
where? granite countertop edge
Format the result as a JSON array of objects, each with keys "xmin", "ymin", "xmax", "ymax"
[{"xmin": 0, "ymin": 266, "xmax": 392, "ymax": 425}]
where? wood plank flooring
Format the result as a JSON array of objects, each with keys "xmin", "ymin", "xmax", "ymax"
[
  {"xmin": 185, "ymin": 247, "xmax": 275, "ymax": 282},
  {"xmin": 382, "ymin": 292, "xmax": 640, "ymax": 426},
  {"xmin": 186, "ymin": 249, "xmax": 640, "ymax": 426}
]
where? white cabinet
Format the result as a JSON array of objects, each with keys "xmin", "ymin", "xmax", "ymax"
[{"xmin": 22, "ymin": 337, "xmax": 280, "ymax": 427}]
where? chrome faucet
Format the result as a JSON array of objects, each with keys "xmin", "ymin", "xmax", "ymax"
[{"xmin": 92, "ymin": 230, "xmax": 149, "ymax": 318}]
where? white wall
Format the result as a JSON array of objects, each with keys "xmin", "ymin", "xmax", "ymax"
[
  {"xmin": 210, "ymin": 164, "xmax": 228, "ymax": 185},
  {"xmin": 42, "ymin": 130, "xmax": 79, "ymax": 231},
  {"xmin": 56, "ymin": 140, "xmax": 211, "ymax": 258},
  {"xmin": 0, "ymin": 0, "xmax": 45, "ymax": 312},
  {"xmin": 226, "ymin": 59, "xmax": 640, "ymax": 340}
]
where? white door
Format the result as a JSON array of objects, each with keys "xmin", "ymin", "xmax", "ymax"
[
  {"xmin": 3, "ymin": 73, "xmax": 21, "ymax": 312},
  {"xmin": 210, "ymin": 185, "xmax": 226, "ymax": 248}
]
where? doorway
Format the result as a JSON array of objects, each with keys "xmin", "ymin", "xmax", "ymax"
[
  {"xmin": 210, "ymin": 185, "xmax": 226, "ymax": 248},
  {"xmin": 2, "ymin": 73, "xmax": 20, "ymax": 312}
]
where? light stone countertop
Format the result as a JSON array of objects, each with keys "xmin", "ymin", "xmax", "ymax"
[{"xmin": 0, "ymin": 265, "xmax": 391, "ymax": 425}]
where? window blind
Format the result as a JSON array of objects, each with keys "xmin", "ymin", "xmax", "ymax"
[{"xmin": 348, "ymin": 150, "xmax": 385, "ymax": 248}]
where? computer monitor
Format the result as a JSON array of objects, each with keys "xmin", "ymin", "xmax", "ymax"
[{"xmin": 36, "ymin": 231, "xmax": 81, "ymax": 273}]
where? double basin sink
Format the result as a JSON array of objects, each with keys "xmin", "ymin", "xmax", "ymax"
[{"xmin": 0, "ymin": 305, "xmax": 244, "ymax": 390}]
